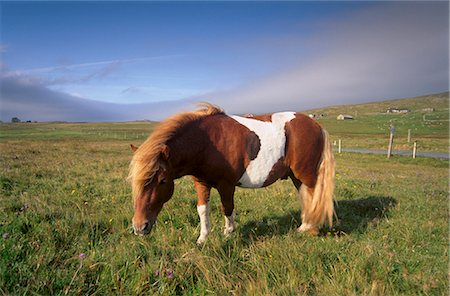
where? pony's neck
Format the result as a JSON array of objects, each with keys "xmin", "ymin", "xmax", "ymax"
[{"xmin": 166, "ymin": 123, "xmax": 206, "ymax": 179}]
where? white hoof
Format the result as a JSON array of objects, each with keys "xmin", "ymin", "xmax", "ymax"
[
  {"xmin": 223, "ymin": 227, "xmax": 235, "ymax": 236},
  {"xmin": 297, "ymin": 223, "xmax": 318, "ymax": 236},
  {"xmin": 298, "ymin": 223, "xmax": 313, "ymax": 232},
  {"xmin": 223, "ymin": 215, "xmax": 235, "ymax": 236},
  {"xmin": 197, "ymin": 235, "xmax": 207, "ymax": 245}
]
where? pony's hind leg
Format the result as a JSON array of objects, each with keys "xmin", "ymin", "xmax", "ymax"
[
  {"xmin": 290, "ymin": 175, "xmax": 319, "ymax": 235},
  {"xmin": 289, "ymin": 129, "xmax": 335, "ymax": 236},
  {"xmin": 193, "ymin": 178, "xmax": 212, "ymax": 244},
  {"xmin": 298, "ymin": 185, "xmax": 319, "ymax": 236}
]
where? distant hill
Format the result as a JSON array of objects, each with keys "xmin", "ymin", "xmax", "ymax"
[
  {"xmin": 304, "ymin": 92, "xmax": 449, "ymax": 117},
  {"xmin": 305, "ymin": 92, "xmax": 449, "ymax": 138}
]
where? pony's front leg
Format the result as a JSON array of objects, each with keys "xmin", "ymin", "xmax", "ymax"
[
  {"xmin": 218, "ymin": 184, "xmax": 235, "ymax": 236},
  {"xmin": 194, "ymin": 179, "xmax": 211, "ymax": 244}
]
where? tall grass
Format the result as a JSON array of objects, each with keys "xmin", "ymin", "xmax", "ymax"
[{"xmin": 0, "ymin": 122, "xmax": 448, "ymax": 295}]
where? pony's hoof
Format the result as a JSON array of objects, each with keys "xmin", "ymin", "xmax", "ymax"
[
  {"xmin": 297, "ymin": 224, "xmax": 319, "ymax": 236},
  {"xmin": 223, "ymin": 227, "xmax": 235, "ymax": 236},
  {"xmin": 197, "ymin": 235, "xmax": 207, "ymax": 245}
]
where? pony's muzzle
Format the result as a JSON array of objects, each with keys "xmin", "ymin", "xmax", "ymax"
[{"xmin": 133, "ymin": 220, "xmax": 153, "ymax": 236}]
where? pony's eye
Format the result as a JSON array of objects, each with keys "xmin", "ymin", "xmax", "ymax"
[{"xmin": 159, "ymin": 178, "xmax": 167, "ymax": 185}]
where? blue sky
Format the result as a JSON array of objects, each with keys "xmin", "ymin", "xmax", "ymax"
[{"xmin": 0, "ymin": 1, "xmax": 448, "ymax": 121}]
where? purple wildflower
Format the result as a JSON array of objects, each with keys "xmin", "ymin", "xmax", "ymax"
[
  {"xmin": 167, "ymin": 270, "xmax": 174, "ymax": 279},
  {"xmin": 79, "ymin": 253, "xmax": 86, "ymax": 259},
  {"xmin": 154, "ymin": 269, "xmax": 160, "ymax": 276}
]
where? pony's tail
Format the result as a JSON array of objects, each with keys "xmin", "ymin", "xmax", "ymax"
[{"xmin": 299, "ymin": 129, "xmax": 335, "ymax": 233}]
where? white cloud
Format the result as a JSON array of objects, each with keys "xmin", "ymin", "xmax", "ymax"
[{"xmin": 16, "ymin": 55, "xmax": 187, "ymax": 74}]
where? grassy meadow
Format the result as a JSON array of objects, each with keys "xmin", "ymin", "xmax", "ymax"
[
  {"xmin": 308, "ymin": 92, "xmax": 449, "ymax": 152},
  {"xmin": 1, "ymin": 94, "xmax": 449, "ymax": 295}
]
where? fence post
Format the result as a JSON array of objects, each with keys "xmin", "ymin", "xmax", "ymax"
[
  {"xmin": 387, "ymin": 133, "xmax": 394, "ymax": 158},
  {"xmin": 338, "ymin": 139, "xmax": 342, "ymax": 154},
  {"xmin": 387, "ymin": 125, "xmax": 396, "ymax": 158},
  {"xmin": 407, "ymin": 129, "xmax": 411, "ymax": 143},
  {"xmin": 413, "ymin": 141, "xmax": 417, "ymax": 159}
]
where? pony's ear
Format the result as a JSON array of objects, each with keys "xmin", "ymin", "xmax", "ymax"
[
  {"xmin": 160, "ymin": 144, "xmax": 170, "ymax": 160},
  {"xmin": 130, "ymin": 144, "xmax": 139, "ymax": 153}
]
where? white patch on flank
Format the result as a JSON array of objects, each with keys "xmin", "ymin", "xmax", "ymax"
[
  {"xmin": 230, "ymin": 112, "xmax": 296, "ymax": 188},
  {"xmin": 196, "ymin": 204, "xmax": 210, "ymax": 244}
]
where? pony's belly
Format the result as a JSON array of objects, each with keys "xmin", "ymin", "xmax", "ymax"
[
  {"xmin": 238, "ymin": 182, "xmax": 264, "ymax": 188},
  {"xmin": 237, "ymin": 176, "xmax": 269, "ymax": 188},
  {"xmin": 237, "ymin": 164, "xmax": 290, "ymax": 188}
]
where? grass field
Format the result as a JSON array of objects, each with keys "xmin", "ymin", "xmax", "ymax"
[
  {"xmin": 307, "ymin": 92, "xmax": 449, "ymax": 152},
  {"xmin": 1, "ymin": 94, "xmax": 449, "ymax": 295}
]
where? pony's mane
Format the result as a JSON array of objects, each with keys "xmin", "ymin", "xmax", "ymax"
[{"xmin": 128, "ymin": 103, "xmax": 224, "ymax": 200}]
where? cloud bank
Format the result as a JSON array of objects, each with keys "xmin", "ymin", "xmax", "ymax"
[
  {"xmin": 207, "ymin": 3, "xmax": 449, "ymax": 114},
  {"xmin": 0, "ymin": 73, "xmax": 193, "ymax": 122}
]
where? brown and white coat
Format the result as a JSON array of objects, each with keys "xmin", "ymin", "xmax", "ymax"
[{"xmin": 129, "ymin": 104, "xmax": 335, "ymax": 243}]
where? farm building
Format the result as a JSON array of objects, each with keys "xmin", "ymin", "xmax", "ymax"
[
  {"xmin": 337, "ymin": 114, "xmax": 353, "ymax": 120},
  {"xmin": 386, "ymin": 108, "xmax": 410, "ymax": 113},
  {"xmin": 308, "ymin": 114, "xmax": 325, "ymax": 119}
]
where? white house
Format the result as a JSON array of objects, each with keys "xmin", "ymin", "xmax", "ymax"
[{"xmin": 337, "ymin": 114, "xmax": 353, "ymax": 120}]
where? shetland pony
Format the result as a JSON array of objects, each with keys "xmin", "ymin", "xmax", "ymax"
[{"xmin": 129, "ymin": 104, "xmax": 335, "ymax": 244}]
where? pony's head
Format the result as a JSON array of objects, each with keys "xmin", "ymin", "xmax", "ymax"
[
  {"xmin": 128, "ymin": 103, "xmax": 224, "ymax": 236},
  {"xmin": 129, "ymin": 144, "xmax": 174, "ymax": 236}
]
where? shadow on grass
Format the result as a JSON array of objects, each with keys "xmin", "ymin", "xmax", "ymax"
[
  {"xmin": 238, "ymin": 196, "xmax": 396, "ymax": 244},
  {"xmin": 333, "ymin": 196, "xmax": 396, "ymax": 235}
]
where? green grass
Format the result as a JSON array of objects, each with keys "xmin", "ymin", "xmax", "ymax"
[
  {"xmin": 307, "ymin": 92, "xmax": 449, "ymax": 152},
  {"xmin": 0, "ymin": 121, "xmax": 155, "ymax": 141},
  {"xmin": 0, "ymin": 119, "xmax": 448, "ymax": 295}
]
